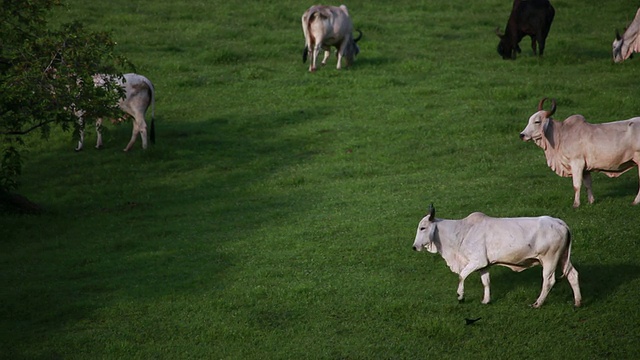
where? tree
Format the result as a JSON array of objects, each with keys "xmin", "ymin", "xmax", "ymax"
[{"xmin": 0, "ymin": 0, "xmax": 130, "ymax": 210}]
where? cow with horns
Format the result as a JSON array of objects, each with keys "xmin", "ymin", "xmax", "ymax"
[
  {"xmin": 496, "ymin": 0, "xmax": 555, "ymax": 60},
  {"xmin": 75, "ymin": 73, "xmax": 155, "ymax": 152},
  {"xmin": 520, "ymin": 98, "xmax": 640, "ymax": 207},
  {"xmin": 301, "ymin": 5, "xmax": 362, "ymax": 72},
  {"xmin": 613, "ymin": 7, "xmax": 640, "ymax": 63},
  {"xmin": 412, "ymin": 205, "xmax": 581, "ymax": 308}
]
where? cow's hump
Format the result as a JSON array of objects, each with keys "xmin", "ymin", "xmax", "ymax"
[
  {"xmin": 562, "ymin": 114, "xmax": 587, "ymax": 126},
  {"xmin": 465, "ymin": 212, "xmax": 488, "ymax": 224}
]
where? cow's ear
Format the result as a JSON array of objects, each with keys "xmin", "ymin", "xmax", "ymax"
[
  {"xmin": 428, "ymin": 204, "xmax": 435, "ymax": 221},
  {"xmin": 542, "ymin": 117, "xmax": 551, "ymax": 136}
]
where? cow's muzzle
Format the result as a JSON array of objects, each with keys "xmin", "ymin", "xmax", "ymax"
[{"xmin": 519, "ymin": 133, "xmax": 528, "ymax": 141}]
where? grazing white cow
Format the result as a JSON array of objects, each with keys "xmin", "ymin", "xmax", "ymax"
[
  {"xmin": 613, "ymin": 7, "xmax": 640, "ymax": 62},
  {"xmin": 520, "ymin": 98, "xmax": 640, "ymax": 207},
  {"xmin": 301, "ymin": 4, "xmax": 362, "ymax": 72},
  {"xmin": 75, "ymin": 73, "xmax": 155, "ymax": 152},
  {"xmin": 412, "ymin": 205, "xmax": 581, "ymax": 308}
]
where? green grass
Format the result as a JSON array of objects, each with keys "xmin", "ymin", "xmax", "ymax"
[{"xmin": 3, "ymin": 0, "xmax": 640, "ymax": 358}]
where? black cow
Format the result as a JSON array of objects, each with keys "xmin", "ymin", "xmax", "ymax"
[{"xmin": 496, "ymin": 0, "xmax": 555, "ymax": 60}]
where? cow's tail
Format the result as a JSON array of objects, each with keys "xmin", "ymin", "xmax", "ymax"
[
  {"xmin": 302, "ymin": 9, "xmax": 324, "ymax": 64},
  {"xmin": 145, "ymin": 77, "xmax": 156, "ymax": 145},
  {"xmin": 560, "ymin": 228, "xmax": 574, "ymax": 278},
  {"xmin": 301, "ymin": 11, "xmax": 313, "ymax": 63}
]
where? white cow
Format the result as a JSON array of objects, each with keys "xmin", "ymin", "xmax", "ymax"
[
  {"xmin": 301, "ymin": 5, "xmax": 362, "ymax": 72},
  {"xmin": 613, "ymin": 7, "xmax": 640, "ymax": 63},
  {"xmin": 75, "ymin": 73, "xmax": 155, "ymax": 152},
  {"xmin": 520, "ymin": 98, "xmax": 640, "ymax": 207},
  {"xmin": 412, "ymin": 205, "xmax": 581, "ymax": 308}
]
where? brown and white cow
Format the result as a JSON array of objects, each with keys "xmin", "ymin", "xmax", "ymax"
[
  {"xmin": 520, "ymin": 98, "xmax": 640, "ymax": 207},
  {"xmin": 613, "ymin": 7, "xmax": 640, "ymax": 62},
  {"xmin": 75, "ymin": 73, "xmax": 155, "ymax": 152},
  {"xmin": 301, "ymin": 5, "xmax": 362, "ymax": 72},
  {"xmin": 412, "ymin": 205, "xmax": 581, "ymax": 308}
]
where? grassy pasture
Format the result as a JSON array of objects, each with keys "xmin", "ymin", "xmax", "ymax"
[{"xmin": 2, "ymin": 0, "xmax": 640, "ymax": 358}]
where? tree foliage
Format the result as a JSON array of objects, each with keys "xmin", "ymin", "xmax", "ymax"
[{"xmin": 0, "ymin": 0, "xmax": 130, "ymax": 191}]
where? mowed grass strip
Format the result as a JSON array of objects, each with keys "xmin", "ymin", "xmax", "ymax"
[{"xmin": 2, "ymin": 0, "xmax": 640, "ymax": 358}]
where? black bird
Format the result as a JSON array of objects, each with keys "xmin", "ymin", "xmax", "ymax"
[{"xmin": 465, "ymin": 317, "xmax": 482, "ymax": 325}]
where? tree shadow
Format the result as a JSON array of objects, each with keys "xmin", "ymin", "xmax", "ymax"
[{"xmin": 1, "ymin": 106, "xmax": 332, "ymax": 356}]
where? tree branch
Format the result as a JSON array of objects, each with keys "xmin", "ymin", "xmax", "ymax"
[{"xmin": 0, "ymin": 119, "xmax": 59, "ymax": 136}]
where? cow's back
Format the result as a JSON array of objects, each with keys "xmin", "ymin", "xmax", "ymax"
[
  {"xmin": 558, "ymin": 116, "xmax": 640, "ymax": 166},
  {"xmin": 465, "ymin": 215, "xmax": 568, "ymax": 258}
]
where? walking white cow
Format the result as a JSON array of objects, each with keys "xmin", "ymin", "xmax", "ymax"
[
  {"xmin": 520, "ymin": 98, "xmax": 640, "ymax": 207},
  {"xmin": 301, "ymin": 5, "xmax": 362, "ymax": 72},
  {"xmin": 613, "ymin": 7, "xmax": 640, "ymax": 62},
  {"xmin": 75, "ymin": 73, "xmax": 155, "ymax": 152},
  {"xmin": 412, "ymin": 205, "xmax": 582, "ymax": 308}
]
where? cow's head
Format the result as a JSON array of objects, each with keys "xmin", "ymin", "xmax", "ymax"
[
  {"xmin": 496, "ymin": 27, "xmax": 516, "ymax": 60},
  {"xmin": 344, "ymin": 29, "xmax": 362, "ymax": 67},
  {"xmin": 520, "ymin": 98, "xmax": 556, "ymax": 143},
  {"xmin": 613, "ymin": 30, "xmax": 625, "ymax": 63},
  {"xmin": 412, "ymin": 204, "xmax": 438, "ymax": 253}
]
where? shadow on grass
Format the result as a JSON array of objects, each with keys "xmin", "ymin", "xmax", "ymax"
[
  {"xmin": 356, "ymin": 56, "xmax": 394, "ymax": 68},
  {"xmin": 598, "ymin": 173, "xmax": 639, "ymax": 202},
  {"xmin": 1, "ymin": 106, "xmax": 333, "ymax": 356},
  {"xmin": 489, "ymin": 262, "xmax": 640, "ymax": 307}
]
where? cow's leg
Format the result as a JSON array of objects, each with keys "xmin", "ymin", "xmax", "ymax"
[
  {"xmin": 456, "ymin": 276, "xmax": 466, "ymax": 302},
  {"xmin": 571, "ymin": 170, "xmax": 583, "ymax": 208},
  {"xmin": 565, "ymin": 265, "xmax": 582, "ymax": 307},
  {"xmin": 532, "ymin": 263, "xmax": 556, "ymax": 308},
  {"xmin": 336, "ymin": 42, "xmax": 349, "ymax": 70},
  {"xmin": 531, "ymin": 37, "xmax": 538, "ymax": 55},
  {"xmin": 321, "ymin": 50, "xmax": 330, "ymax": 66},
  {"xmin": 123, "ymin": 112, "xmax": 148, "ymax": 152},
  {"xmin": 138, "ymin": 117, "xmax": 148, "ymax": 150},
  {"xmin": 75, "ymin": 116, "xmax": 85, "ymax": 152},
  {"xmin": 456, "ymin": 263, "xmax": 482, "ymax": 302},
  {"xmin": 583, "ymin": 172, "xmax": 595, "ymax": 204},
  {"xmin": 480, "ymin": 269, "xmax": 491, "ymax": 304},
  {"xmin": 95, "ymin": 118, "xmax": 103, "ymax": 149},
  {"xmin": 310, "ymin": 43, "xmax": 321, "ymax": 72},
  {"xmin": 633, "ymin": 166, "xmax": 640, "ymax": 205}
]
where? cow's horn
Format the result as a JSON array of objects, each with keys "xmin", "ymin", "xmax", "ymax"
[
  {"xmin": 547, "ymin": 99, "xmax": 557, "ymax": 117},
  {"xmin": 616, "ymin": 29, "xmax": 621, "ymax": 40},
  {"xmin": 354, "ymin": 29, "xmax": 363, "ymax": 43},
  {"xmin": 428, "ymin": 203, "xmax": 435, "ymax": 221},
  {"xmin": 538, "ymin": 97, "xmax": 557, "ymax": 118},
  {"xmin": 537, "ymin": 97, "xmax": 548, "ymax": 111},
  {"xmin": 495, "ymin": 26, "xmax": 504, "ymax": 37}
]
